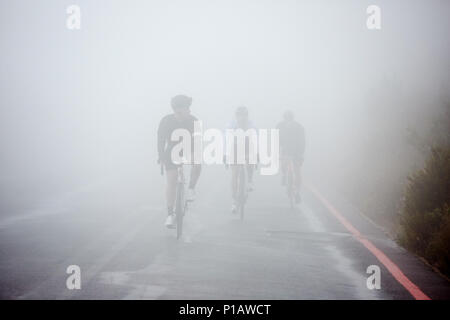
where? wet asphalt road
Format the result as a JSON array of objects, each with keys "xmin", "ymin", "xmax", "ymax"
[{"xmin": 1, "ymin": 173, "xmax": 449, "ymax": 300}]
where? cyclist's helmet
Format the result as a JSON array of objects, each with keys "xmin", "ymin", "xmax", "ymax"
[
  {"xmin": 171, "ymin": 94, "xmax": 192, "ymax": 110},
  {"xmin": 283, "ymin": 110, "xmax": 294, "ymax": 121},
  {"xmin": 235, "ymin": 106, "xmax": 248, "ymax": 117}
]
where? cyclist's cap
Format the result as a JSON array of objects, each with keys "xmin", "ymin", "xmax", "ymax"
[
  {"xmin": 171, "ymin": 94, "xmax": 192, "ymax": 109},
  {"xmin": 235, "ymin": 106, "xmax": 248, "ymax": 116}
]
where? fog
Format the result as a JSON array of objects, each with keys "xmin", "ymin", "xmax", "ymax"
[{"xmin": 1, "ymin": 0, "xmax": 449, "ymax": 220}]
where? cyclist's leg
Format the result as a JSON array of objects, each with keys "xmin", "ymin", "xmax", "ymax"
[
  {"xmin": 186, "ymin": 164, "xmax": 201, "ymax": 201},
  {"xmin": 246, "ymin": 164, "xmax": 254, "ymax": 182},
  {"xmin": 230, "ymin": 165, "xmax": 240, "ymax": 213},
  {"xmin": 231, "ymin": 165, "xmax": 238, "ymax": 200},
  {"xmin": 188, "ymin": 164, "xmax": 201, "ymax": 189},
  {"xmin": 293, "ymin": 157, "xmax": 302, "ymax": 202},
  {"xmin": 164, "ymin": 166, "xmax": 178, "ymax": 228},
  {"xmin": 165, "ymin": 168, "xmax": 178, "ymax": 214},
  {"xmin": 294, "ymin": 155, "xmax": 303, "ymax": 188},
  {"xmin": 293, "ymin": 163, "xmax": 301, "ymax": 189},
  {"xmin": 245, "ymin": 163, "xmax": 254, "ymax": 191},
  {"xmin": 162, "ymin": 149, "xmax": 177, "ymax": 215},
  {"xmin": 280, "ymin": 152, "xmax": 288, "ymax": 185}
]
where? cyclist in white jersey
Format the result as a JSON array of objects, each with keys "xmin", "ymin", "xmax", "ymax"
[{"xmin": 224, "ymin": 106, "xmax": 257, "ymax": 214}]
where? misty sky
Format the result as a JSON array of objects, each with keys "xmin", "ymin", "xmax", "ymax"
[{"xmin": 1, "ymin": 0, "xmax": 449, "ymax": 212}]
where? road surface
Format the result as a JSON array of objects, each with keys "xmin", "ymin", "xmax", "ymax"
[{"xmin": 0, "ymin": 173, "xmax": 449, "ymax": 300}]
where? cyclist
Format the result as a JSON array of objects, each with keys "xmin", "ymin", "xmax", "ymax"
[
  {"xmin": 224, "ymin": 106, "xmax": 257, "ymax": 214},
  {"xmin": 276, "ymin": 110, "xmax": 305, "ymax": 203},
  {"xmin": 157, "ymin": 94, "xmax": 201, "ymax": 228}
]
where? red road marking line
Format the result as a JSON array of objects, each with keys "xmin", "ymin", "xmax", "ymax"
[{"xmin": 308, "ymin": 186, "xmax": 431, "ymax": 300}]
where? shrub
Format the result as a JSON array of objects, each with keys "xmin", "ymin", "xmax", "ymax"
[
  {"xmin": 426, "ymin": 205, "xmax": 450, "ymax": 273},
  {"xmin": 399, "ymin": 147, "xmax": 450, "ymax": 275}
]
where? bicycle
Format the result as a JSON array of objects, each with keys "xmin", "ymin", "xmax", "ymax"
[{"xmin": 161, "ymin": 163, "xmax": 188, "ymax": 239}]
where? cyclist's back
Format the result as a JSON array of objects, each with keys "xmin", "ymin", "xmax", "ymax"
[
  {"xmin": 158, "ymin": 113, "xmax": 198, "ymax": 169},
  {"xmin": 226, "ymin": 106, "xmax": 256, "ymax": 213},
  {"xmin": 276, "ymin": 116, "xmax": 305, "ymax": 159},
  {"xmin": 276, "ymin": 110, "xmax": 305, "ymax": 203}
]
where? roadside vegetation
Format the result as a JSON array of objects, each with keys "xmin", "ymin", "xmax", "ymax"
[
  {"xmin": 399, "ymin": 147, "xmax": 450, "ymax": 276},
  {"xmin": 338, "ymin": 86, "xmax": 450, "ymax": 277},
  {"xmin": 397, "ymin": 100, "xmax": 450, "ymax": 276},
  {"xmin": 390, "ymin": 101, "xmax": 449, "ymax": 276}
]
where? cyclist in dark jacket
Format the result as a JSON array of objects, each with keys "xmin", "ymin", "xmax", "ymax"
[
  {"xmin": 276, "ymin": 110, "xmax": 305, "ymax": 203},
  {"xmin": 157, "ymin": 94, "xmax": 201, "ymax": 228}
]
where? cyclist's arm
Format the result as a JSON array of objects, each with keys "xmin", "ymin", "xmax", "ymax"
[{"xmin": 157, "ymin": 117, "xmax": 167, "ymax": 161}]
